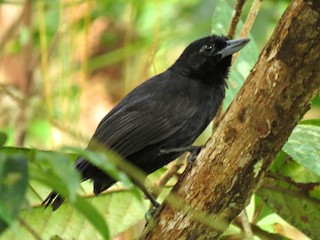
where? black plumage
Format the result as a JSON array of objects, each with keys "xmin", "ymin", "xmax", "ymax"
[{"xmin": 43, "ymin": 35, "xmax": 249, "ymax": 210}]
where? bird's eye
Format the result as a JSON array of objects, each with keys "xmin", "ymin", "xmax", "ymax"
[
  {"xmin": 204, "ymin": 44, "xmax": 213, "ymax": 51},
  {"xmin": 201, "ymin": 44, "xmax": 215, "ymax": 54}
]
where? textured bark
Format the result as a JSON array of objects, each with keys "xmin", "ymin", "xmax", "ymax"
[{"xmin": 140, "ymin": 0, "xmax": 320, "ymax": 239}]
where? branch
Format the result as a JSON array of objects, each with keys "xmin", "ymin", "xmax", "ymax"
[
  {"xmin": 232, "ymin": 0, "xmax": 263, "ymax": 64},
  {"xmin": 15, "ymin": 0, "xmax": 34, "ymax": 146},
  {"xmin": 140, "ymin": 0, "xmax": 320, "ymax": 239},
  {"xmin": 232, "ymin": 217, "xmax": 287, "ymax": 240},
  {"xmin": 227, "ymin": 0, "xmax": 247, "ymax": 39}
]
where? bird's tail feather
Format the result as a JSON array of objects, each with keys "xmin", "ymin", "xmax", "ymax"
[
  {"xmin": 42, "ymin": 191, "xmax": 65, "ymax": 211},
  {"xmin": 93, "ymin": 179, "xmax": 115, "ymax": 195},
  {"xmin": 42, "ymin": 156, "xmax": 86, "ymax": 211},
  {"xmin": 42, "ymin": 157, "xmax": 116, "ymax": 210}
]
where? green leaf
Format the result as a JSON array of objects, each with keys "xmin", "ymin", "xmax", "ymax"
[
  {"xmin": 34, "ymin": 151, "xmax": 80, "ymax": 202},
  {"xmin": 258, "ymin": 177, "xmax": 320, "ymax": 239},
  {"xmin": 2, "ymin": 191, "xmax": 147, "ymax": 239},
  {"xmin": 271, "ymin": 151, "xmax": 320, "ymax": 183},
  {"xmin": 0, "ymin": 147, "xmax": 145, "ymax": 239},
  {"xmin": 72, "ymin": 197, "xmax": 110, "ymax": 240},
  {"xmin": 299, "ymin": 119, "xmax": 320, "ymax": 126},
  {"xmin": 64, "ymin": 147, "xmax": 131, "ymax": 187},
  {"xmin": 0, "ymin": 153, "xmax": 28, "ymax": 233},
  {"xmin": 0, "ymin": 147, "xmax": 80, "ymax": 203},
  {"xmin": 253, "ymin": 195, "xmax": 275, "ymax": 224},
  {"xmin": 0, "ymin": 132, "xmax": 7, "ymax": 147},
  {"xmin": 283, "ymin": 125, "xmax": 320, "ymax": 176},
  {"xmin": 30, "ymin": 165, "xmax": 110, "ymax": 240},
  {"xmin": 1, "ymin": 146, "xmax": 80, "ymax": 204}
]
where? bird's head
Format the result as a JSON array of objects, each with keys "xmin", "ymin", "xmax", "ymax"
[{"xmin": 172, "ymin": 35, "xmax": 250, "ymax": 83}]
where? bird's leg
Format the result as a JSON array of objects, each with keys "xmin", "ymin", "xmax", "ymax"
[
  {"xmin": 131, "ymin": 179, "xmax": 160, "ymax": 209},
  {"xmin": 142, "ymin": 188, "xmax": 160, "ymax": 209},
  {"xmin": 131, "ymin": 180, "xmax": 160, "ymax": 223},
  {"xmin": 160, "ymin": 145, "xmax": 202, "ymax": 164}
]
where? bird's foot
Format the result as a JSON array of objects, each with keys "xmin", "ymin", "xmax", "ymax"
[
  {"xmin": 187, "ymin": 146, "xmax": 202, "ymax": 164},
  {"xmin": 142, "ymin": 189, "xmax": 160, "ymax": 209},
  {"xmin": 160, "ymin": 145, "xmax": 202, "ymax": 164},
  {"xmin": 145, "ymin": 206, "xmax": 158, "ymax": 221},
  {"xmin": 145, "ymin": 205, "xmax": 160, "ymax": 227}
]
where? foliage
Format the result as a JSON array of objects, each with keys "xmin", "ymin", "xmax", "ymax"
[{"xmin": 0, "ymin": 0, "xmax": 319, "ymax": 239}]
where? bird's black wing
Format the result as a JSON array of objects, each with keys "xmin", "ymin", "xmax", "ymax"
[{"xmin": 87, "ymin": 80, "xmax": 197, "ymax": 158}]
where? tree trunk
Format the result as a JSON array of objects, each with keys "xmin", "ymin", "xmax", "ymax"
[{"xmin": 140, "ymin": 0, "xmax": 320, "ymax": 239}]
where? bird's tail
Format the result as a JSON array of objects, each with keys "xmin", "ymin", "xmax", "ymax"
[
  {"xmin": 42, "ymin": 191, "xmax": 65, "ymax": 211},
  {"xmin": 42, "ymin": 156, "xmax": 116, "ymax": 210},
  {"xmin": 41, "ymin": 156, "xmax": 87, "ymax": 211}
]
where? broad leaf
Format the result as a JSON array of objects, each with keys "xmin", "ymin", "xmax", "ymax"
[
  {"xmin": 2, "ymin": 191, "xmax": 148, "ymax": 239},
  {"xmin": 258, "ymin": 177, "xmax": 320, "ymax": 239},
  {"xmin": 299, "ymin": 119, "xmax": 320, "ymax": 126},
  {"xmin": 283, "ymin": 125, "xmax": 320, "ymax": 176},
  {"xmin": 34, "ymin": 151, "xmax": 81, "ymax": 202}
]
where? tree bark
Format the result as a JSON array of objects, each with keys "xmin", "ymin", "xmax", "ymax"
[{"xmin": 140, "ymin": 0, "xmax": 320, "ymax": 239}]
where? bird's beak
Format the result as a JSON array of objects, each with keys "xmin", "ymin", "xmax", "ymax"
[{"xmin": 216, "ymin": 38, "xmax": 250, "ymax": 59}]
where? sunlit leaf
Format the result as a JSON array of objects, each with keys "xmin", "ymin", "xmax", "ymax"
[
  {"xmin": 271, "ymin": 151, "xmax": 320, "ymax": 183},
  {"xmin": 2, "ymin": 191, "xmax": 147, "ymax": 239},
  {"xmin": 283, "ymin": 125, "xmax": 320, "ymax": 176},
  {"xmin": 72, "ymin": 197, "xmax": 110, "ymax": 240},
  {"xmin": 0, "ymin": 147, "xmax": 80, "ymax": 204},
  {"xmin": 34, "ymin": 151, "xmax": 80, "ymax": 202},
  {"xmin": 299, "ymin": 119, "xmax": 320, "ymax": 126},
  {"xmin": 30, "ymin": 167, "xmax": 110, "ymax": 240},
  {"xmin": 258, "ymin": 177, "xmax": 320, "ymax": 239},
  {"xmin": 0, "ymin": 147, "xmax": 148, "ymax": 239}
]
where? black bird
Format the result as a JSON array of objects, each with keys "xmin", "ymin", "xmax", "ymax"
[{"xmin": 43, "ymin": 35, "xmax": 249, "ymax": 210}]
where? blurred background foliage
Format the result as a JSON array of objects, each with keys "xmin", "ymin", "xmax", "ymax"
[{"xmin": 0, "ymin": 0, "xmax": 319, "ymax": 239}]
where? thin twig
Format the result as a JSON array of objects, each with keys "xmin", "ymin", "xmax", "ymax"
[
  {"xmin": 239, "ymin": 210, "xmax": 253, "ymax": 240},
  {"xmin": 19, "ymin": 218, "xmax": 42, "ymax": 240},
  {"xmin": 156, "ymin": 158, "xmax": 184, "ymax": 189},
  {"xmin": 212, "ymin": 0, "xmax": 248, "ymax": 132},
  {"xmin": 28, "ymin": 183, "xmax": 43, "ymax": 202},
  {"xmin": 233, "ymin": 217, "xmax": 286, "ymax": 240},
  {"xmin": 0, "ymin": 5, "xmax": 24, "ymax": 52},
  {"xmin": 15, "ymin": 0, "xmax": 34, "ymax": 146},
  {"xmin": 142, "ymin": 157, "xmax": 186, "ymax": 205},
  {"xmin": 227, "ymin": 0, "xmax": 247, "ymax": 39},
  {"xmin": 33, "ymin": 185, "xmax": 175, "ymax": 209},
  {"xmin": 213, "ymin": 0, "xmax": 262, "ymax": 132},
  {"xmin": 153, "ymin": 157, "xmax": 185, "ymax": 199},
  {"xmin": 252, "ymin": 200, "xmax": 264, "ymax": 224},
  {"xmin": 30, "ymin": 31, "xmax": 60, "ymax": 72},
  {"xmin": 239, "ymin": 0, "xmax": 263, "ymax": 38},
  {"xmin": 232, "ymin": 0, "xmax": 263, "ymax": 64}
]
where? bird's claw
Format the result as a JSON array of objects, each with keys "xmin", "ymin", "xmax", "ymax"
[
  {"xmin": 145, "ymin": 205, "xmax": 160, "ymax": 227},
  {"xmin": 187, "ymin": 146, "xmax": 202, "ymax": 164}
]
